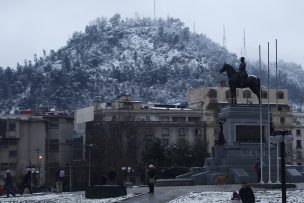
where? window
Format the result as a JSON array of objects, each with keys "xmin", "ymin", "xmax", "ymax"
[
  {"xmin": 122, "ymin": 103, "xmax": 132, "ymax": 109},
  {"xmin": 194, "ymin": 128, "xmax": 202, "ymax": 136},
  {"xmin": 261, "ymin": 90, "xmax": 268, "ymax": 99},
  {"xmin": 195, "ymin": 138, "xmax": 202, "ymax": 144},
  {"xmin": 0, "ymin": 163, "xmax": 9, "ymax": 171},
  {"xmin": 297, "ymin": 151, "xmax": 302, "ymax": 160},
  {"xmin": 296, "ymin": 129, "xmax": 301, "ymax": 136},
  {"xmin": 159, "ymin": 117, "xmax": 169, "ymax": 121},
  {"xmin": 178, "ymin": 138, "xmax": 187, "ymax": 145},
  {"xmin": 9, "ymin": 163, "xmax": 17, "ymax": 170},
  {"xmin": 0, "ymin": 120, "xmax": 7, "ymax": 139},
  {"xmin": 296, "ymin": 140, "xmax": 302, "ymax": 149},
  {"xmin": 49, "ymin": 120, "xmax": 59, "ymax": 128},
  {"xmin": 188, "ymin": 117, "xmax": 200, "ymax": 122},
  {"xmin": 161, "ymin": 139, "xmax": 169, "ymax": 147},
  {"xmin": 172, "ymin": 117, "xmax": 186, "ymax": 122},
  {"xmin": 72, "ymin": 137, "xmax": 83, "ymax": 160},
  {"xmin": 8, "ymin": 138, "xmax": 17, "ymax": 146},
  {"xmin": 178, "ymin": 128, "xmax": 186, "ymax": 136},
  {"xmin": 145, "ymin": 130, "xmax": 153, "ymax": 138},
  {"xmin": 208, "ymin": 89, "xmax": 217, "ymax": 98},
  {"xmin": 243, "ymin": 90, "xmax": 251, "ymax": 98},
  {"xmin": 9, "ymin": 151, "xmax": 17, "ymax": 158},
  {"xmin": 277, "ymin": 91, "xmax": 284, "ymax": 99},
  {"xmin": 8, "ymin": 121, "xmax": 16, "ymax": 131},
  {"xmin": 225, "ymin": 90, "xmax": 231, "ymax": 100},
  {"xmin": 162, "ymin": 128, "xmax": 169, "ymax": 136},
  {"xmin": 49, "ymin": 139, "xmax": 59, "ymax": 152}
]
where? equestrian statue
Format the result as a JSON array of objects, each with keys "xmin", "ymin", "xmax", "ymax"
[{"xmin": 220, "ymin": 57, "xmax": 260, "ymax": 104}]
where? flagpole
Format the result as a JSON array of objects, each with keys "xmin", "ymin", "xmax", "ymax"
[
  {"xmin": 259, "ymin": 45, "xmax": 264, "ymax": 184},
  {"xmin": 275, "ymin": 39, "xmax": 280, "ymax": 183},
  {"xmin": 267, "ymin": 42, "xmax": 272, "ymax": 184}
]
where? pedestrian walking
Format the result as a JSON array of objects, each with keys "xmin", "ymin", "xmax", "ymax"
[
  {"xmin": 253, "ymin": 158, "xmax": 261, "ymax": 183},
  {"xmin": 5, "ymin": 170, "xmax": 16, "ymax": 197},
  {"xmin": 20, "ymin": 170, "xmax": 32, "ymax": 195},
  {"xmin": 239, "ymin": 182, "xmax": 255, "ymax": 203},
  {"xmin": 147, "ymin": 164, "xmax": 156, "ymax": 194},
  {"xmin": 56, "ymin": 169, "xmax": 65, "ymax": 193}
]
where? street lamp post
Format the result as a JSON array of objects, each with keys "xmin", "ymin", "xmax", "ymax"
[
  {"xmin": 269, "ymin": 130, "xmax": 293, "ymax": 203},
  {"xmin": 88, "ymin": 144, "xmax": 94, "ymax": 187},
  {"xmin": 36, "ymin": 148, "xmax": 43, "ymax": 186}
]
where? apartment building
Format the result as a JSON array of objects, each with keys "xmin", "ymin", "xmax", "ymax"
[
  {"xmin": 74, "ymin": 95, "xmax": 215, "ymax": 157},
  {"xmin": 292, "ymin": 111, "xmax": 304, "ymax": 165},
  {"xmin": 0, "ymin": 108, "xmax": 73, "ymax": 186}
]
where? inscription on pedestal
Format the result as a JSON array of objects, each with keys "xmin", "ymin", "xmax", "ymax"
[{"xmin": 236, "ymin": 126, "xmax": 265, "ymax": 143}]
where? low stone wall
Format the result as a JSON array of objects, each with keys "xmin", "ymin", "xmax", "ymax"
[
  {"xmin": 85, "ymin": 185, "xmax": 127, "ymax": 199},
  {"xmin": 155, "ymin": 178, "xmax": 193, "ymax": 187}
]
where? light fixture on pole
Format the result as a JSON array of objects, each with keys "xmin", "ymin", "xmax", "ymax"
[
  {"xmin": 269, "ymin": 130, "xmax": 293, "ymax": 203},
  {"xmin": 88, "ymin": 144, "xmax": 94, "ymax": 187}
]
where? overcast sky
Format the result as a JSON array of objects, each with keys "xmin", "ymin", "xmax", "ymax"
[{"xmin": 1, "ymin": 0, "xmax": 303, "ymax": 68}]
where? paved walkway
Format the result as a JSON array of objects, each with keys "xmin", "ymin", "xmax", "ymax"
[
  {"xmin": 125, "ymin": 185, "xmax": 245, "ymax": 203},
  {"xmin": 124, "ymin": 183, "xmax": 304, "ymax": 203}
]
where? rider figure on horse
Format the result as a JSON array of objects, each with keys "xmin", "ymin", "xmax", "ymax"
[{"xmin": 238, "ymin": 57, "xmax": 248, "ymax": 87}]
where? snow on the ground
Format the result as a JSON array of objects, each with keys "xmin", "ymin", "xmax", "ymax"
[
  {"xmin": 0, "ymin": 192, "xmax": 140, "ymax": 203},
  {"xmin": 169, "ymin": 190, "xmax": 304, "ymax": 203}
]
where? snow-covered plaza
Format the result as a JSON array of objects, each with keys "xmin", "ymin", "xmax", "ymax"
[{"xmin": 2, "ymin": 184, "xmax": 304, "ymax": 203}]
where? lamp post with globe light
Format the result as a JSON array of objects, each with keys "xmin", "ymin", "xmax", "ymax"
[
  {"xmin": 87, "ymin": 144, "xmax": 94, "ymax": 187},
  {"xmin": 269, "ymin": 130, "xmax": 293, "ymax": 203}
]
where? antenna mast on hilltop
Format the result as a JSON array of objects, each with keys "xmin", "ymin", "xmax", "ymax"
[
  {"xmin": 223, "ymin": 25, "xmax": 226, "ymax": 49},
  {"xmin": 243, "ymin": 29, "xmax": 247, "ymax": 57},
  {"xmin": 193, "ymin": 22, "xmax": 196, "ymax": 33},
  {"xmin": 154, "ymin": 0, "xmax": 156, "ymax": 19}
]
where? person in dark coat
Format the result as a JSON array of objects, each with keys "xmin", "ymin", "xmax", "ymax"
[
  {"xmin": 239, "ymin": 182, "xmax": 255, "ymax": 203},
  {"xmin": 5, "ymin": 170, "xmax": 16, "ymax": 197},
  {"xmin": 147, "ymin": 164, "xmax": 156, "ymax": 194},
  {"xmin": 20, "ymin": 171, "xmax": 32, "ymax": 195},
  {"xmin": 253, "ymin": 158, "xmax": 261, "ymax": 183},
  {"xmin": 56, "ymin": 169, "xmax": 65, "ymax": 193},
  {"xmin": 238, "ymin": 57, "xmax": 248, "ymax": 87}
]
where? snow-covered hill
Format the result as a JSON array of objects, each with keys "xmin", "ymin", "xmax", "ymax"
[{"xmin": 0, "ymin": 14, "xmax": 303, "ymax": 113}]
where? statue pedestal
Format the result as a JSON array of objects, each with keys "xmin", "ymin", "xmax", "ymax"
[
  {"xmin": 202, "ymin": 105, "xmax": 277, "ymax": 184},
  {"xmin": 219, "ymin": 104, "xmax": 268, "ymax": 145}
]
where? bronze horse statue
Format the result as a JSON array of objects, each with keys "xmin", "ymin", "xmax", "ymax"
[{"xmin": 220, "ymin": 63, "xmax": 260, "ymax": 104}]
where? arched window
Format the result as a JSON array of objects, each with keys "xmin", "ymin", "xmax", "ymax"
[
  {"xmin": 243, "ymin": 90, "xmax": 251, "ymax": 98},
  {"xmin": 208, "ymin": 89, "xmax": 217, "ymax": 98},
  {"xmin": 261, "ymin": 90, "xmax": 268, "ymax": 99},
  {"xmin": 277, "ymin": 91, "xmax": 284, "ymax": 99},
  {"xmin": 296, "ymin": 129, "xmax": 301, "ymax": 136}
]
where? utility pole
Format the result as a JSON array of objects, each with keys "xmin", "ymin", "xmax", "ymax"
[
  {"xmin": 36, "ymin": 148, "xmax": 40, "ymax": 186},
  {"xmin": 223, "ymin": 25, "xmax": 226, "ymax": 49},
  {"xmin": 69, "ymin": 164, "xmax": 72, "ymax": 192},
  {"xmin": 154, "ymin": 0, "xmax": 156, "ymax": 19},
  {"xmin": 243, "ymin": 29, "xmax": 247, "ymax": 57},
  {"xmin": 88, "ymin": 144, "xmax": 93, "ymax": 187}
]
